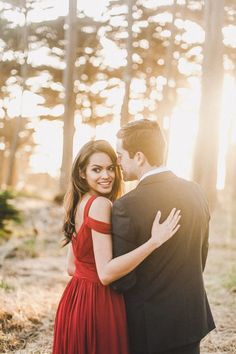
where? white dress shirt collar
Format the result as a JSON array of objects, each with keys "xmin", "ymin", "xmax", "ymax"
[{"xmin": 139, "ymin": 166, "xmax": 170, "ymax": 183}]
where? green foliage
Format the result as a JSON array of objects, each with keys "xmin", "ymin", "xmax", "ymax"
[
  {"xmin": 0, "ymin": 279, "xmax": 13, "ymax": 292},
  {"xmin": 20, "ymin": 237, "xmax": 38, "ymax": 258},
  {"xmin": 0, "ymin": 190, "xmax": 21, "ymax": 231}
]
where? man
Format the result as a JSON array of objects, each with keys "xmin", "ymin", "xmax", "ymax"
[{"xmin": 111, "ymin": 119, "xmax": 215, "ymax": 354}]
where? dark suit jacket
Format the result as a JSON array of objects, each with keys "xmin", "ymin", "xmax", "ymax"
[{"xmin": 111, "ymin": 171, "xmax": 215, "ymax": 353}]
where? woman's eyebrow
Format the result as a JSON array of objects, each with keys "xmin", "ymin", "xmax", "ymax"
[{"xmin": 90, "ymin": 164, "xmax": 114, "ymax": 167}]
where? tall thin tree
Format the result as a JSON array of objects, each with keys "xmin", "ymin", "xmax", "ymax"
[
  {"xmin": 120, "ymin": 0, "xmax": 134, "ymax": 127},
  {"xmin": 161, "ymin": 0, "xmax": 177, "ymax": 160},
  {"xmin": 60, "ymin": 0, "xmax": 78, "ymax": 194},
  {"xmin": 193, "ymin": 0, "xmax": 224, "ymax": 209},
  {"xmin": 6, "ymin": 0, "xmax": 28, "ymax": 187}
]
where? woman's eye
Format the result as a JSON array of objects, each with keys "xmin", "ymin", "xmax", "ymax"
[
  {"xmin": 92, "ymin": 168, "xmax": 101, "ymax": 173},
  {"xmin": 108, "ymin": 166, "xmax": 115, "ymax": 171}
]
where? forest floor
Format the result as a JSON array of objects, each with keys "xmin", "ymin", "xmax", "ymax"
[{"xmin": 0, "ymin": 194, "xmax": 235, "ymax": 354}]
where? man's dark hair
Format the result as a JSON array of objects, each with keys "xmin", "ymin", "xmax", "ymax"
[{"xmin": 117, "ymin": 119, "xmax": 166, "ymax": 166}]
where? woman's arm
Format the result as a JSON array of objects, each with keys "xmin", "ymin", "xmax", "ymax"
[
  {"xmin": 89, "ymin": 197, "xmax": 181, "ymax": 286},
  {"xmin": 67, "ymin": 243, "xmax": 75, "ymax": 276}
]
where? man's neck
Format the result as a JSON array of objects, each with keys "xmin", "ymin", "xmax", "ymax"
[
  {"xmin": 137, "ymin": 166, "xmax": 159, "ymax": 181},
  {"xmin": 138, "ymin": 165, "xmax": 169, "ymax": 182}
]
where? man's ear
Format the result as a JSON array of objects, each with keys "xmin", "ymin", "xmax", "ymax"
[{"xmin": 135, "ymin": 151, "xmax": 146, "ymax": 166}]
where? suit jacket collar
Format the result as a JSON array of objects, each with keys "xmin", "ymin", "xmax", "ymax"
[{"xmin": 137, "ymin": 171, "xmax": 177, "ymax": 188}]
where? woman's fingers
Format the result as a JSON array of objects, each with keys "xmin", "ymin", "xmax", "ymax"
[
  {"xmin": 169, "ymin": 213, "xmax": 181, "ymax": 229},
  {"xmin": 153, "ymin": 209, "xmax": 181, "ymax": 238},
  {"xmin": 165, "ymin": 209, "xmax": 181, "ymax": 226},
  {"xmin": 169, "ymin": 223, "xmax": 181, "ymax": 237},
  {"xmin": 151, "ymin": 209, "xmax": 181, "ymax": 248},
  {"xmin": 165, "ymin": 208, "xmax": 177, "ymax": 223},
  {"xmin": 155, "ymin": 210, "xmax": 161, "ymax": 223}
]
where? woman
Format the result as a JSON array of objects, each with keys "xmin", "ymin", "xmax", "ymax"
[{"xmin": 52, "ymin": 140, "xmax": 181, "ymax": 354}]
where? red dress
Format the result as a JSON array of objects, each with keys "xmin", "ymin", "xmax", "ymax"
[{"xmin": 52, "ymin": 195, "xmax": 130, "ymax": 354}]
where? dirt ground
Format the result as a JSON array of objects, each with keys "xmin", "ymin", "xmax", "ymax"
[{"xmin": 0, "ymin": 195, "xmax": 235, "ymax": 354}]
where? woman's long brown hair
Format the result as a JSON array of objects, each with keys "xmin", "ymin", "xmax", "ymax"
[{"xmin": 62, "ymin": 140, "xmax": 122, "ymax": 246}]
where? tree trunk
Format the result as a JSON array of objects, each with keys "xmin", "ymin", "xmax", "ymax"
[
  {"xmin": 59, "ymin": 0, "xmax": 78, "ymax": 194},
  {"xmin": 120, "ymin": 0, "xmax": 134, "ymax": 127},
  {"xmin": 161, "ymin": 0, "xmax": 177, "ymax": 161},
  {"xmin": 6, "ymin": 0, "xmax": 28, "ymax": 187},
  {"xmin": 0, "ymin": 149, "xmax": 5, "ymax": 186},
  {"xmin": 192, "ymin": 0, "xmax": 224, "ymax": 209}
]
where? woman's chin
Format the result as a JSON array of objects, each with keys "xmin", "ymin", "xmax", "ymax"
[{"xmin": 98, "ymin": 187, "xmax": 113, "ymax": 195}]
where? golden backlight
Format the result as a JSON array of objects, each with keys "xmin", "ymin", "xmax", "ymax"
[
  {"xmin": 29, "ymin": 74, "xmax": 236, "ymax": 191},
  {"xmin": 2, "ymin": 0, "xmax": 236, "ymax": 191}
]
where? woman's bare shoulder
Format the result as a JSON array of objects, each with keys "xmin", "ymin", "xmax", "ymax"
[{"xmin": 89, "ymin": 196, "xmax": 112, "ymax": 223}]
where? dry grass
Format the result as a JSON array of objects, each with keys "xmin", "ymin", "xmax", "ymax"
[
  {"xmin": 0, "ymin": 194, "xmax": 235, "ymax": 353},
  {"xmin": 0, "ymin": 308, "xmax": 42, "ymax": 353},
  {"xmin": 201, "ymin": 192, "xmax": 236, "ymax": 353},
  {"xmin": 0, "ymin": 198, "xmax": 67, "ymax": 353}
]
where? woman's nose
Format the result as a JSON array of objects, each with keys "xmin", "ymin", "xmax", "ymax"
[{"xmin": 101, "ymin": 169, "xmax": 110, "ymax": 178}]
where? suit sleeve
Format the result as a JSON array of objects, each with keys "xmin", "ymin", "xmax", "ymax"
[{"xmin": 110, "ymin": 199, "xmax": 137, "ymax": 293}]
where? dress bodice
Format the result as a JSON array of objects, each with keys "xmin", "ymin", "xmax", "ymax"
[{"xmin": 72, "ymin": 195, "xmax": 111, "ymax": 283}]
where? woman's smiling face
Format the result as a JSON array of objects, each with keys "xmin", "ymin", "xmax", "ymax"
[{"xmin": 83, "ymin": 152, "xmax": 116, "ymax": 196}]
